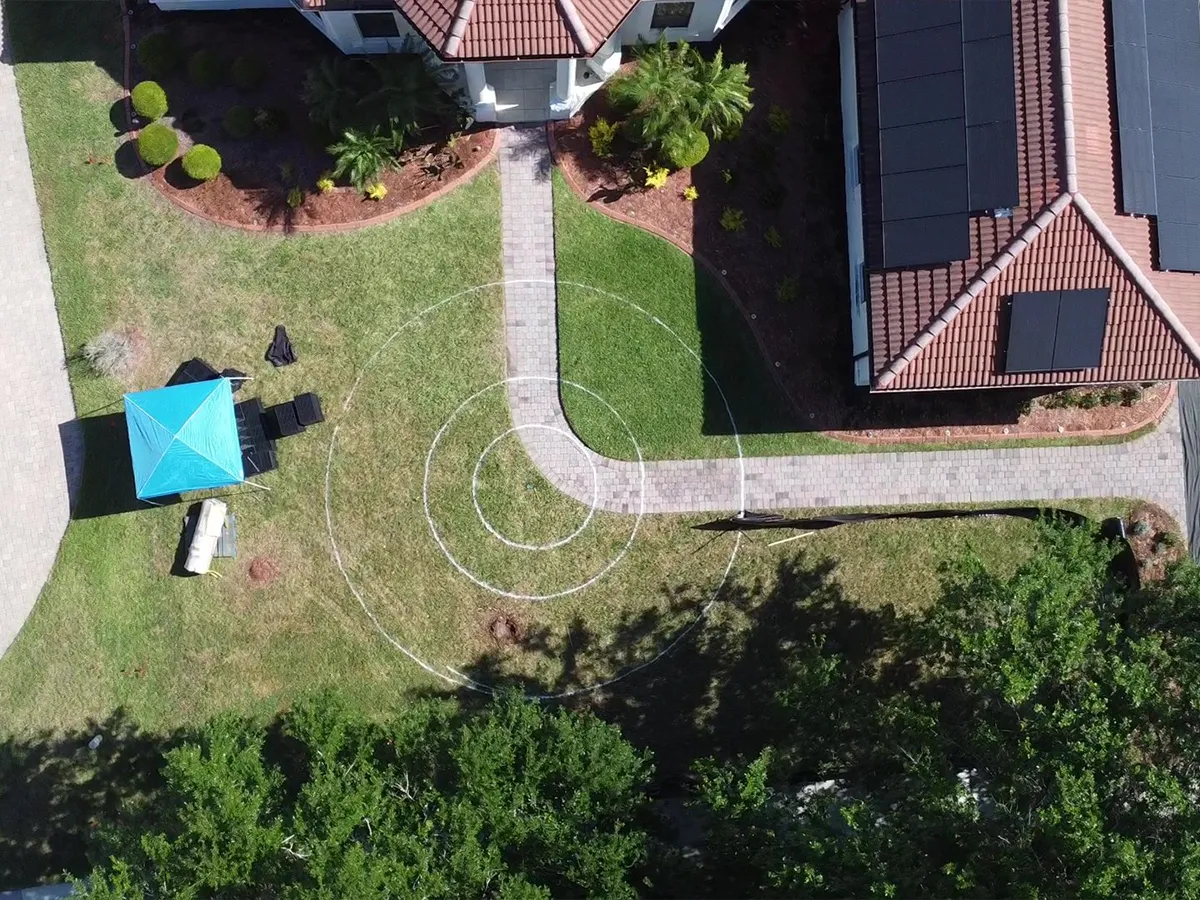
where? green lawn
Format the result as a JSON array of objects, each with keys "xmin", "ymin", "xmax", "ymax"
[{"xmin": 0, "ymin": 0, "xmax": 1152, "ymax": 748}]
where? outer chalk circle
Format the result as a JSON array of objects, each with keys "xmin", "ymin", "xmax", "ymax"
[
  {"xmin": 471, "ymin": 423, "xmax": 600, "ymax": 551},
  {"xmin": 423, "ymin": 377, "xmax": 646, "ymax": 601}
]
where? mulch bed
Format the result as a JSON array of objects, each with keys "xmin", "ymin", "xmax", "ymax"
[
  {"xmin": 1126, "ymin": 502, "xmax": 1186, "ymax": 582},
  {"xmin": 129, "ymin": 8, "xmax": 494, "ymax": 231},
  {"xmin": 549, "ymin": 1, "xmax": 1165, "ymax": 443}
]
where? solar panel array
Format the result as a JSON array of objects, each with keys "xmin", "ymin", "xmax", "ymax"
[
  {"xmin": 866, "ymin": 0, "xmax": 1019, "ymax": 270},
  {"xmin": 1113, "ymin": 0, "xmax": 1200, "ymax": 271},
  {"xmin": 1005, "ymin": 289, "xmax": 1111, "ymax": 373}
]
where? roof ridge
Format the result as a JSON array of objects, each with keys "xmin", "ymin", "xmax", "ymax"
[
  {"xmin": 442, "ymin": 0, "xmax": 475, "ymax": 58},
  {"xmin": 874, "ymin": 193, "xmax": 1073, "ymax": 389},
  {"xmin": 557, "ymin": 0, "xmax": 596, "ymax": 53},
  {"xmin": 1070, "ymin": 192, "xmax": 1200, "ymax": 365},
  {"xmin": 1056, "ymin": 0, "xmax": 1079, "ymax": 193}
]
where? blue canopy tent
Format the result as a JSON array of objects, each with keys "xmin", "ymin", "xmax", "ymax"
[{"xmin": 124, "ymin": 379, "xmax": 246, "ymax": 500}]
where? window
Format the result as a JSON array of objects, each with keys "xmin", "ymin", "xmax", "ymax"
[
  {"xmin": 354, "ymin": 12, "xmax": 400, "ymax": 38},
  {"xmin": 650, "ymin": 2, "xmax": 693, "ymax": 29},
  {"xmin": 852, "ymin": 262, "xmax": 866, "ymax": 309}
]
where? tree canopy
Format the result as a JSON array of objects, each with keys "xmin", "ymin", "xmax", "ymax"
[
  {"xmin": 691, "ymin": 523, "xmax": 1200, "ymax": 898},
  {"xmin": 79, "ymin": 692, "xmax": 651, "ymax": 899}
]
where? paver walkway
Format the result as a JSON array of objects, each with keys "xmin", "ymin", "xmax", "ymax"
[
  {"xmin": 498, "ymin": 126, "xmax": 1189, "ymax": 528},
  {"xmin": 0, "ymin": 6, "xmax": 79, "ymax": 657}
]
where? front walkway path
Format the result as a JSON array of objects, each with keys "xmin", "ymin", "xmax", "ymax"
[
  {"xmin": 498, "ymin": 126, "xmax": 1189, "ymax": 528},
  {"xmin": 0, "ymin": 6, "xmax": 78, "ymax": 657}
]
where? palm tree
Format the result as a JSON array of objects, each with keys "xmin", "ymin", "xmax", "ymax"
[
  {"xmin": 358, "ymin": 55, "xmax": 457, "ymax": 135},
  {"xmin": 303, "ymin": 56, "xmax": 369, "ymax": 132},
  {"xmin": 326, "ymin": 128, "xmax": 396, "ymax": 190},
  {"xmin": 687, "ymin": 48, "xmax": 752, "ymax": 141}
]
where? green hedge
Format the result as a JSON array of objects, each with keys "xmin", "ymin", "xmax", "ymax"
[
  {"xmin": 666, "ymin": 129, "xmax": 710, "ymax": 170},
  {"xmin": 136, "ymin": 123, "xmax": 178, "ymax": 168},
  {"xmin": 181, "ymin": 144, "xmax": 222, "ymax": 182},
  {"xmin": 130, "ymin": 81, "xmax": 168, "ymax": 121}
]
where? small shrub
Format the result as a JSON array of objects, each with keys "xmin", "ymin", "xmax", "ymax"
[
  {"xmin": 1120, "ymin": 385, "xmax": 1142, "ymax": 405},
  {"xmin": 722, "ymin": 168, "xmax": 734, "ymax": 184},
  {"xmin": 1162, "ymin": 530, "xmax": 1181, "ymax": 548},
  {"xmin": 135, "ymin": 123, "xmax": 178, "ymax": 168},
  {"xmin": 181, "ymin": 144, "xmax": 222, "ymax": 182},
  {"xmin": 664, "ymin": 128, "xmax": 710, "ymax": 169},
  {"xmin": 136, "ymin": 31, "xmax": 180, "ymax": 78},
  {"xmin": 130, "ymin": 81, "xmax": 168, "ymax": 121},
  {"xmin": 589, "ymin": 117, "xmax": 618, "ymax": 158},
  {"xmin": 328, "ymin": 128, "xmax": 395, "ymax": 190},
  {"xmin": 231, "ymin": 55, "xmax": 266, "ymax": 91},
  {"xmin": 644, "ymin": 165, "xmax": 670, "ymax": 190},
  {"xmin": 764, "ymin": 226, "xmax": 783, "ymax": 249},
  {"xmin": 720, "ymin": 207, "xmax": 746, "ymax": 231},
  {"xmin": 776, "ymin": 274, "xmax": 799, "ymax": 303},
  {"xmin": 767, "ymin": 104, "xmax": 792, "ymax": 134},
  {"xmin": 222, "ymin": 105, "xmax": 255, "ymax": 139},
  {"xmin": 81, "ymin": 329, "xmax": 142, "ymax": 379},
  {"xmin": 1078, "ymin": 392, "xmax": 1100, "ymax": 410},
  {"xmin": 279, "ymin": 161, "xmax": 296, "ymax": 183},
  {"xmin": 366, "ymin": 182, "xmax": 388, "ymax": 200},
  {"xmin": 188, "ymin": 49, "xmax": 226, "ymax": 88},
  {"xmin": 1131, "ymin": 519, "xmax": 1152, "ymax": 537},
  {"xmin": 316, "ymin": 172, "xmax": 336, "ymax": 193},
  {"xmin": 255, "ymin": 106, "xmax": 290, "ymax": 136},
  {"xmin": 287, "ymin": 187, "xmax": 304, "ymax": 209},
  {"xmin": 683, "ymin": 185, "xmax": 699, "ymax": 201}
]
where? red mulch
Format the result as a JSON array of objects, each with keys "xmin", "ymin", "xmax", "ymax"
[
  {"xmin": 130, "ymin": 9, "xmax": 494, "ymax": 231},
  {"xmin": 1126, "ymin": 502, "xmax": 1185, "ymax": 582},
  {"xmin": 549, "ymin": 1, "xmax": 1164, "ymax": 443}
]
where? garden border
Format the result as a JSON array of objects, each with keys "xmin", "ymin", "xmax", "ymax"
[
  {"xmin": 121, "ymin": 9, "xmax": 499, "ymax": 234},
  {"xmin": 545, "ymin": 123, "xmax": 1174, "ymax": 446}
]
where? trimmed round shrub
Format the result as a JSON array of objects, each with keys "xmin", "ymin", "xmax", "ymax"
[
  {"xmin": 181, "ymin": 144, "xmax": 222, "ymax": 182},
  {"xmin": 130, "ymin": 80, "xmax": 168, "ymax": 121},
  {"xmin": 222, "ymin": 105, "xmax": 255, "ymax": 139},
  {"xmin": 135, "ymin": 31, "xmax": 180, "ymax": 78},
  {"xmin": 665, "ymin": 128, "xmax": 710, "ymax": 170},
  {"xmin": 135, "ymin": 123, "xmax": 178, "ymax": 168},
  {"xmin": 188, "ymin": 49, "xmax": 226, "ymax": 88},
  {"xmin": 230, "ymin": 55, "xmax": 266, "ymax": 91}
]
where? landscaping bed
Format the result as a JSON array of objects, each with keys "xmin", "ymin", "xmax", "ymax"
[
  {"xmin": 549, "ymin": 1, "xmax": 1163, "ymax": 444},
  {"xmin": 129, "ymin": 8, "xmax": 494, "ymax": 230}
]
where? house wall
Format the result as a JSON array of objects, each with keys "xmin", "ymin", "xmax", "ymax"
[
  {"xmin": 616, "ymin": 0, "xmax": 736, "ymax": 45},
  {"xmin": 152, "ymin": 0, "xmax": 289, "ymax": 10},
  {"xmin": 837, "ymin": 4, "xmax": 871, "ymax": 387}
]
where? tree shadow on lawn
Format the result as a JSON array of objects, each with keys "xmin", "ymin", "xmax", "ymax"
[
  {"xmin": 455, "ymin": 548, "xmax": 912, "ymax": 777},
  {"xmin": 3, "ymin": 0, "xmax": 126, "ymax": 85},
  {"xmin": 0, "ymin": 711, "xmax": 189, "ymax": 890},
  {"xmin": 689, "ymin": 0, "xmax": 1040, "ymax": 438}
]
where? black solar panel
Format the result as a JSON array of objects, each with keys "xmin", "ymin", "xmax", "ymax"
[
  {"xmin": 1005, "ymin": 292, "xmax": 1059, "ymax": 373},
  {"xmin": 1005, "ymin": 290, "xmax": 1110, "ymax": 374},
  {"xmin": 1053, "ymin": 289, "xmax": 1110, "ymax": 370},
  {"xmin": 864, "ymin": 0, "xmax": 1018, "ymax": 269},
  {"xmin": 1112, "ymin": 0, "xmax": 1200, "ymax": 270},
  {"xmin": 962, "ymin": 6, "xmax": 1019, "ymax": 211}
]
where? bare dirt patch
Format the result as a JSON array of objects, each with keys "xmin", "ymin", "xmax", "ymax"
[
  {"xmin": 488, "ymin": 612, "xmax": 523, "ymax": 647},
  {"xmin": 248, "ymin": 555, "xmax": 281, "ymax": 587}
]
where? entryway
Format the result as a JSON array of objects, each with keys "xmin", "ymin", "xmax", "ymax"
[{"xmin": 488, "ymin": 61, "xmax": 556, "ymax": 123}]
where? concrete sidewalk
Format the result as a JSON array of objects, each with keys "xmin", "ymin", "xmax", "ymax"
[{"xmin": 0, "ymin": 1, "xmax": 80, "ymax": 657}]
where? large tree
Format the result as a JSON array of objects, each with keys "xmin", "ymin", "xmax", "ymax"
[
  {"xmin": 692, "ymin": 523, "xmax": 1200, "ymax": 898},
  {"xmin": 79, "ymin": 692, "xmax": 651, "ymax": 899}
]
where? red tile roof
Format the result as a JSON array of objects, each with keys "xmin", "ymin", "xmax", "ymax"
[
  {"xmin": 396, "ymin": 0, "xmax": 636, "ymax": 59},
  {"xmin": 857, "ymin": 0, "xmax": 1200, "ymax": 391}
]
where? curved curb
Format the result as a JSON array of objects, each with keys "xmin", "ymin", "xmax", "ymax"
[
  {"xmin": 545, "ymin": 123, "xmax": 1168, "ymax": 448},
  {"xmin": 123, "ymin": 12, "xmax": 497, "ymax": 235}
]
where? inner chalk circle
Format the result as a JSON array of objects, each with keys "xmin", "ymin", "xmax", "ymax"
[
  {"xmin": 423, "ymin": 376, "xmax": 645, "ymax": 602},
  {"xmin": 471, "ymin": 424, "xmax": 599, "ymax": 551}
]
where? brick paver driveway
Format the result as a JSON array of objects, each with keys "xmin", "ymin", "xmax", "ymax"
[
  {"xmin": 498, "ymin": 126, "xmax": 1188, "ymax": 529},
  {"xmin": 0, "ymin": 5, "xmax": 79, "ymax": 657}
]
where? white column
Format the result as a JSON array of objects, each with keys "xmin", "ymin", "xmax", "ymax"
[
  {"xmin": 464, "ymin": 62, "xmax": 497, "ymax": 123},
  {"xmin": 554, "ymin": 57, "xmax": 576, "ymax": 102}
]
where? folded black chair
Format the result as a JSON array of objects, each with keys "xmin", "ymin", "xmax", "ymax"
[
  {"xmin": 294, "ymin": 392, "xmax": 324, "ymax": 426},
  {"xmin": 264, "ymin": 402, "xmax": 305, "ymax": 440},
  {"xmin": 235, "ymin": 398, "xmax": 278, "ymax": 474}
]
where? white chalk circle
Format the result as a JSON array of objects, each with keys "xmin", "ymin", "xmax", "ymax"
[
  {"xmin": 471, "ymin": 423, "xmax": 599, "ymax": 551},
  {"xmin": 423, "ymin": 376, "xmax": 646, "ymax": 601}
]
